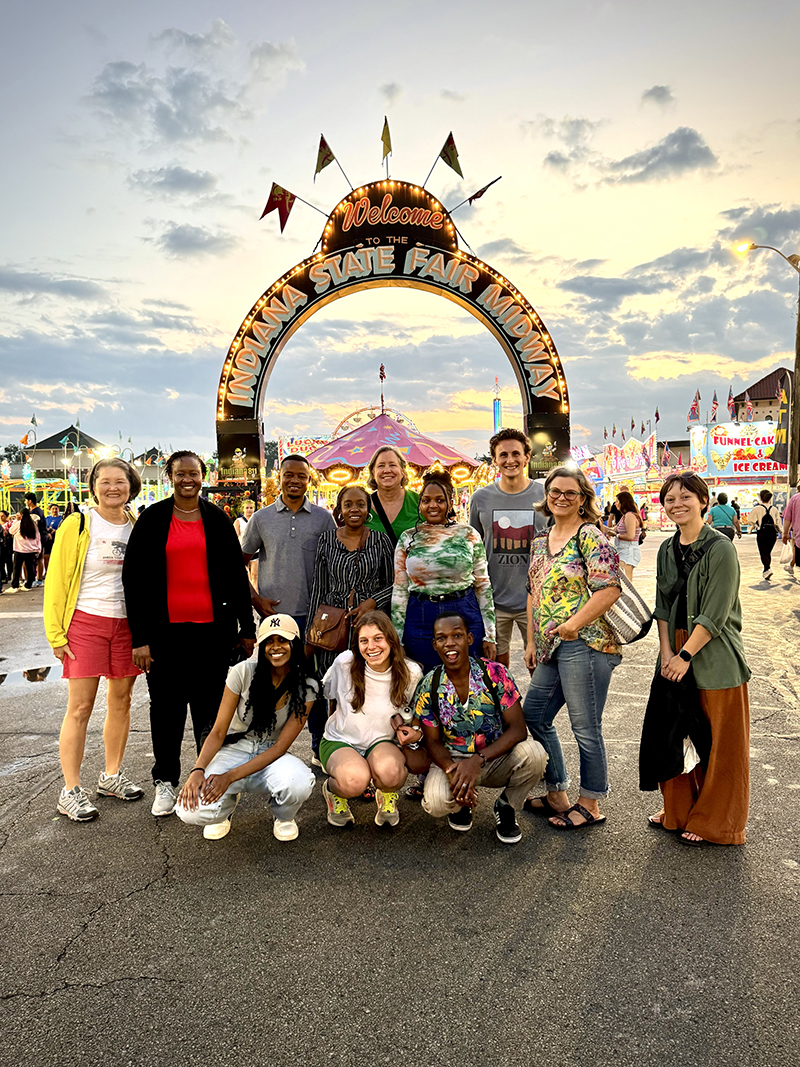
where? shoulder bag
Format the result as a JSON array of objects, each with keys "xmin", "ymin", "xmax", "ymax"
[
  {"xmin": 306, "ymin": 528, "xmax": 368, "ymax": 654},
  {"xmin": 576, "ymin": 524, "xmax": 653, "ymax": 644}
]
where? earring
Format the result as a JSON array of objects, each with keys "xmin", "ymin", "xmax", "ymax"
[{"xmin": 579, "ymin": 506, "xmax": 585, "ymax": 516}]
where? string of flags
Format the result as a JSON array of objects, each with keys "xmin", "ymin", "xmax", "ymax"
[{"xmin": 259, "ymin": 124, "xmax": 496, "ymax": 233}]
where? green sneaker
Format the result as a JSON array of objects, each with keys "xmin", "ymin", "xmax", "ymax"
[{"xmin": 322, "ymin": 780, "xmax": 354, "ymax": 827}]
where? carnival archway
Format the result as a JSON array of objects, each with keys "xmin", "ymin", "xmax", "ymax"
[{"xmin": 216, "ymin": 180, "xmax": 570, "ymax": 488}]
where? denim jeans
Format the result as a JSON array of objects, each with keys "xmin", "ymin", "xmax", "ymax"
[
  {"xmin": 403, "ymin": 586, "xmax": 485, "ymax": 674},
  {"xmin": 175, "ymin": 736, "xmax": 315, "ymax": 828},
  {"xmin": 522, "ymin": 638, "xmax": 621, "ymax": 800}
]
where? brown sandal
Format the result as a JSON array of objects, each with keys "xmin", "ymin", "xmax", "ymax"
[{"xmin": 549, "ymin": 802, "xmax": 606, "ymax": 831}]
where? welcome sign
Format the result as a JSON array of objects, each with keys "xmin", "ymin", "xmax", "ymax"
[{"xmin": 217, "ymin": 180, "xmax": 571, "ymax": 480}]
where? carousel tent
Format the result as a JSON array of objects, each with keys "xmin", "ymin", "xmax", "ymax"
[{"xmin": 305, "ymin": 413, "xmax": 478, "ymax": 472}]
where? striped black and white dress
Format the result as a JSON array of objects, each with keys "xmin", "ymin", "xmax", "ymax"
[{"xmin": 307, "ymin": 529, "xmax": 395, "ymax": 672}]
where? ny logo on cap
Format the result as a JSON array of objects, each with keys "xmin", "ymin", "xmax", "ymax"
[{"xmin": 268, "ymin": 616, "xmax": 283, "ymax": 627}]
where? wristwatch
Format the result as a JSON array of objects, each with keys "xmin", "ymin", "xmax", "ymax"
[{"xmin": 678, "ymin": 649, "xmax": 693, "ymax": 662}]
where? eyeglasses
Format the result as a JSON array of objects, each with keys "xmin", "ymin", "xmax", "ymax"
[{"xmin": 547, "ymin": 489, "xmax": 580, "ymax": 501}]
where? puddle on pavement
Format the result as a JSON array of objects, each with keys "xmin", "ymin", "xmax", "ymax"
[{"xmin": 0, "ymin": 664, "xmax": 63, "ymax": 686}]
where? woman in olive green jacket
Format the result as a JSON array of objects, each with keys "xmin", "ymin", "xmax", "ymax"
[{"xmin": 649, "ymin": 472, "xmax": 750, "ymax": 845}]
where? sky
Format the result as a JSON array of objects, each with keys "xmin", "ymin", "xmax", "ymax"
[{"xmin": 2, "ymin": 0, "xmax": 800, "ymax": 462}]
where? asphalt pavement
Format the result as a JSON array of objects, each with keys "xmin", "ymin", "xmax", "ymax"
[{"xmin": 1, "ymin": 533, "xmax": 798, "ymax": 1067}]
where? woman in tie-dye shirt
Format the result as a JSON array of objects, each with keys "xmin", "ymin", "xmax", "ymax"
[{"xmin": 391, "ymin": 471, "xmax": 495, "ymax": 673}]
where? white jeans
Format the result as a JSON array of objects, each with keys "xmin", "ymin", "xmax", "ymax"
[{"xmin": 175, "ymin": 736, "xmax": 315, "ymax": 827}]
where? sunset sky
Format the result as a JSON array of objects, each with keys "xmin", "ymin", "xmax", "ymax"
[{"xmin": 2, "ymin": 0, "xmax": 799, "ymax": 460}]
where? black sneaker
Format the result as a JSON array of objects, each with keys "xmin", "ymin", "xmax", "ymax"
[
  {"xmin": 447, "ymin": 806, "xmax": 473, "ymax": 832},
  {"xmin": 494, "ymin": 794, "xmax": 522, "ymax": 844}
]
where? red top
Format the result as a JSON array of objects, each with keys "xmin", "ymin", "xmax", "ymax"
[{"xmin": 166, "ymin": 516, "xmax": 214, "ymax": 624}]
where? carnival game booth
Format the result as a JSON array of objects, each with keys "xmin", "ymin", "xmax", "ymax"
[
  {"xmin": 304, "ymin": 412, "xmax": 480, "ymax": 512},
  {"xmin": 601, "ymin": 433, "xmax": 673, "ymax": 528}
]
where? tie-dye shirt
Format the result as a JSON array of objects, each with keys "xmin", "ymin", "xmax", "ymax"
[
  {"xmin": 392, "ymin": 522, "xmax": 496, "ymax": 642},
  {"xmin": 414, "ymin": 657, "xmax": 520, "ymax": 755},
  {"xmin": 527, "ymin": 524, "xmax": 621, "ymax": 665}
]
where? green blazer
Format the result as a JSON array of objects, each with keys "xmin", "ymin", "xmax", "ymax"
[{"xmin": 654, "ymin": 524, "xmax": 750, "ymax": 690}]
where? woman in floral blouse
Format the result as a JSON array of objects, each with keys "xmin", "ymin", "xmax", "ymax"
[
  {"xmin": 522, "ymin": 466, "xmax": 622, "ymax": 830},
  {"xmin": 392, "ymin": 471, "xmax": 496, "ymax": 673}
]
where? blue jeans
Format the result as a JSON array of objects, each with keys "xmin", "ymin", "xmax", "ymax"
[
  {"xmin": 522, "ymin": 638, "xmax": 620, "ymax": 800},
  {"xmin": 402, "ymin": 587, "xmax": 485, "ymax": 673}
]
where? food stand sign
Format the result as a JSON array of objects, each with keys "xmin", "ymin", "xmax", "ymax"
[
  {"xmin": 216, "ymin": 180, "xmax": 570, "ymax": 481},
  {"xmin": 691, "ymin": 423, "xmax": 788, "ymax": 479}
]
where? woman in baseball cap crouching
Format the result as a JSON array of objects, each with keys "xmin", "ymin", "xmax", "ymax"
[{"xmin": 175, "ymin": 614, "xmax": 317, "ymax": 842}]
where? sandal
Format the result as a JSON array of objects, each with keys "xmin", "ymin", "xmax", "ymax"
[
  {"xmin": 648, "ymin": 811, "xmax": 670, "ymax": 830},
  {"xmin": 523, "ymin": 795, "xmax": 564, "ymax": 817},
  {"xmin": 359, "ymin": 783, "xmax": 376, "ymax": 802},
  {"xmin": 679, "ymin": 832, "xmax": 706, "ymax": 846},
  {"xmin": 405, "ymin": 783, "xmax": 425, "ymax": 801},
  {"xmin": 549, "ymin": 802, "xmax": 606, "ymax": 831}
]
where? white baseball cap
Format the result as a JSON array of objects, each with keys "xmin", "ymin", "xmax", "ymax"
[{"xmin": 257, "ymin": 614, "xmax": 300, "ymax": 644}]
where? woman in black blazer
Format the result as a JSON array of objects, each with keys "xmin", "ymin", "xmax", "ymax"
[{"xmin": 122, "ymin": 451, "xmax": 255, "ymax": 817}]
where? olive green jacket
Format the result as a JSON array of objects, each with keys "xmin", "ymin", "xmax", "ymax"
[{"xmin": 654, "ymin": 524, "xmax": 750, "ymax": 690}]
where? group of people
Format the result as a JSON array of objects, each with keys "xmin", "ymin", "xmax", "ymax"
[
  {"xmin": 1, "ymin": 493, "xmax": 68, "ymax": 592},
  {"xmin": 40, "ymin": 428, "xmax": 756, "ymax": 848}
]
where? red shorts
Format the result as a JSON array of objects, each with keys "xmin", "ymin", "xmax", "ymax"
[{"xmin": 62, "ymin": 609, "xmax": 142, "ymax": 680}]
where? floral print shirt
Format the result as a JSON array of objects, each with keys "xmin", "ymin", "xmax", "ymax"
[
  {"xmin": 414, "ymin": 658, "xmax": 520, "ymax": 755},
  {"xmin": 392, "ymin": 522, "xmax": 496, "ymax": 642},
  {"xmin": 527, "ymin": 524, "xmax": 621, "ymax": 665}
]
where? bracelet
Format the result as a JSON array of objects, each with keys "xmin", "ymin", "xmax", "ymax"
[{"xmin": 189, "ymin": 767, "xmax": 205, "ymax": 776}]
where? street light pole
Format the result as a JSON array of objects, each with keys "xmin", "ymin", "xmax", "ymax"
[{"xmin": 737, "ymin": 243, "xmax": 800, "ymax": 489}]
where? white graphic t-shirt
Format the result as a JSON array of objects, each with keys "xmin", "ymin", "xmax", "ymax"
[{"xmin": 75, "ymin": 510, "xmax": 132, "ymax": 618}]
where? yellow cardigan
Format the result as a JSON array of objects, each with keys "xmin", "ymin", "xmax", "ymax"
[{"xmin": 43, "ymin": 510, "xmax": 136, "ymax": 648}]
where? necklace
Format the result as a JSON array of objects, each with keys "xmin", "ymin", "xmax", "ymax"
[{"xmin": 174, "ymin": 504, "xmax": 200, "ymax": 514}]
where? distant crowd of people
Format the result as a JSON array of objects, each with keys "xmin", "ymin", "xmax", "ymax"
[{"xmin": 18, "ymin": 427, "xmax": 800, "ymax": 849}]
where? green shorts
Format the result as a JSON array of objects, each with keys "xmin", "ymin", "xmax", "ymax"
[{"xmin": 319, "ymin": 737, "xmax": 392, "ymax": 772}]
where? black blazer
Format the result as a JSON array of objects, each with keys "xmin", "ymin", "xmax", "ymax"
[{"xmin": 122, "ymin": 496, "xmax": 255, "ymax": 649}]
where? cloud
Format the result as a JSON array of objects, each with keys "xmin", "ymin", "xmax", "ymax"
[
  {"xmin": 0, "ymin": 268, "xmax": 107, "ymax": 301},
  {"xmin": 379, "ymin": 82, "xmax": 402, "ymax": 104},
  {"xmin": 87, "ymin": 26, "xmax": 304, "ymax": 146},
  {"xmin": 477, "ymin": 238, "xmax": 532, "ymax": 261},
  {"xmin": 641, "ymin": 84, "xmax": 674, "ymax": 107},
  {"xmin": 441, "ymin": 89, "xmax": 465, "ymax": 102},
  {"xmin": 603, "ymin": 127, "xmax": 718, "ymax": 184},
  {"xmin": 558, "ymin": 274, "xmax": 674, "ymax": 310},
  {"xmin": 153, "ymin": 223, "xmax": 237, "ymax": 258},
  {"xmin": 249, "ymin": 40, "xmax": 304, "ymax": 84},
  {"xmin": 718, "ymin": 203, "xmax": 800, "ymax": 247},
  {"xmin": 153, "ymin": 19, "xmax": 235, "ymax": 56},
  {"xmin": 128, "ymin": 166, "xmax": 217, "ymax": 196}
]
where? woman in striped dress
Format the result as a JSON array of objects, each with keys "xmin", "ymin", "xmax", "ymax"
[{"xmin": 307, "ymin": 485, "xmax": 395, "ymax": 675}]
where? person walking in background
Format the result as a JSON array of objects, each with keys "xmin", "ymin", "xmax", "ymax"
[
  {"xmin": 469, "ymin": 428, "xmax": 544, "ymax": 667},
  {"xmin": 522, "ymin": 466, "xmax": 622, "ymax": 830},
  {"xmin": 364, "ymin": 446, "xmax": 420, "ymax": 547},
  {"xmin": 241, "ymin": 454, "xmax": 335, "ymax": 760},
  {"xmin": 320, "ymin": 612, "xmax": 422, "ymax": 830},
  {"xmin": 647, "ymin": 472, "xmax": 750, "ymax": 845},
  {"xmin": 233, "ymin": 498, "xmax": 255, "ymax": 542},
  {"xmin": 24, "ymin": 492, "xmax": 48, "ymax": 587},
  {"xmin": 43, "ymin": 503, "xmax": 63, "ymax": 577},
  {"xmin": 610, "ymin": 490, "xmax": 643, "ymax": 581},
  {"xmin": 392, "ymin": 470, "xmax": 496, "ymax": 673},
  {"xmin": 307, "ymin": 486, "xmax": 394, "ymax": 675},
  {"xmin": 44, "ymin": 459, "xmax": 144, "ymax": 822},
  {"xmin": 748, "ymin": 490, "xmax": 781, "ymax": 579},
  {"xmin": 707, "ymin": 492, "xmax": 741, "ymax": 541},
  {"xmin": 0, "ymin": 510, "xmax": 12, "ymax": 586},
  {"xmin": 781, "ymin": 479, "xmax": 800, "ymax": 578},
  {"xmin": 123, "ymin": 450, "xmax": 256, "ymax": 818},
  {"xmin": 175, "ymin": 615, "xmax": 317, "ymax": 843},
  {"xmin": 6, "ymin": 509, "xmax": 41, "ymax": 592}
]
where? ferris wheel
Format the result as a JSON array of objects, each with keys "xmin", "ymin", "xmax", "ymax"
[{"xmin": 333, "ymin": 406, "xmax": 418, "ymax": 437}]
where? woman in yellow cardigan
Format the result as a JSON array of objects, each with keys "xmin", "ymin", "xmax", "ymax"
[{"xmin": 44, "ymin": 459, "xmax": 143, "ymax": 822}]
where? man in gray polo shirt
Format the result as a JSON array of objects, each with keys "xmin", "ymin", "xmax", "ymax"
[
  {"xmin": 469, "ymin": 429, "xmax": 545, "ymax": 667},
  {"xmin": 241, "ymin": 455, "xmax": 335, "ymax": 635}
]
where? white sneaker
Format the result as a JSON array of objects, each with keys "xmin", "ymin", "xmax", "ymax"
[
  {"xmin": 763, "ymin": 569, "xmax": 773, "ymax": 580},
  {"xmin": 57, "ymin": 785, "xmax": 99, "ymax": 822},
  {"xmin": 4, "ymin": 587, "xmax": 18, "ymax": 595},
  {"xmin": 374, "ymin": 789, "xmax": 400, "ymax": 827},
  {"xmin": 203, "ymin": 794, "xmax": 240, "ymax": 839},
  {"xmin": 151, "ymin": 780, "xmax": 177, "ymax": 816},
  {"xmin": 97, "ymin": 769, "xmax": 144, "ymax": 801},
  {"xmin": 273, "ymin": 818, "xmax": 299, "ymax": 841},
  {"xmin": 322, "ymin": 780, "xmax": 354, "ymax": 827},
  {"xmin": 310, "ymin": 752, "xmax": 323, "ymax": 768}
]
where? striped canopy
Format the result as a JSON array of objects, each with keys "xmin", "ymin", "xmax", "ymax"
[{"xmin": 305, "ymin": 413, "xmax": 477, "ymax": 472}]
